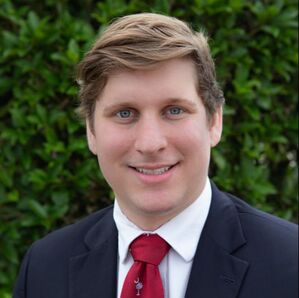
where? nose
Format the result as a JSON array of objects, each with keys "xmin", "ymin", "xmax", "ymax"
[{"xmin": 134, "ymin": 116, "xmax": 167, "ymax": 154}]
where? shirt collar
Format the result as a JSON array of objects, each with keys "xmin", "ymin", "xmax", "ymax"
[{"xmin": 113, "ymin": 178, "xmax": 212, "ymax": 263}]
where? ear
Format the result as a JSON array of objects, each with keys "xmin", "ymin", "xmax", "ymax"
[
  {"xmin": 86, "ymin": 120, "xmax": 97, "ymax": 155},
  {"xmin": 209, "ymin": 106, "xmax": 223, "ymax": 147}
]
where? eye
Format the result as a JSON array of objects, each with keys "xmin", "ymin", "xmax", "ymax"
[
  {"xmin": 165, "ymin": 106, "xmax": 185, "ymax": 118},
  {"xmin": 114, "ymin": 108, "xmax": 138, "ymax": 123},
  {"xmin": 168, "ymin": 107, "xmax": 183, "ymax": 115},
  {"xmin": 116, "ymin": 109, "xmax": 133, "ymax": 119}
]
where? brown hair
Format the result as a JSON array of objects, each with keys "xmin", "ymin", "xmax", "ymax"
[{"xmin": 76, "ymin": 13, "xmax": 224, "ymax": 126}]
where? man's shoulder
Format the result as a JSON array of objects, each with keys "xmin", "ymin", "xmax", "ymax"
[
  {"xmin": 226, "ymin": 191, "xmax": 297, "ymax": 235},
  {"xmin": 216, "ymin": 189, "xmax": 298, "ymax": 257},
  {"xmin": 31, "ymin": 204, "xmax": 115, "ymax": 257},
  {"xmin": 211, "ymin": 182, "xmax": 296, "ymax": 228},
  {"xmin": 14, "ymin": 206, "xmax": 117, "ymax": 297},
  {"xmin": 210, "ymin": 186, "xmax": 298, "ymax": 296},
  {"xmin": 46, "ymin": 204, "xmax": 113, "ymax": 237}
]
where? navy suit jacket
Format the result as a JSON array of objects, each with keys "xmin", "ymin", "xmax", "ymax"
[{"xmin": 14, "ymin": 182, "xmax": 298, "ymax": 298}]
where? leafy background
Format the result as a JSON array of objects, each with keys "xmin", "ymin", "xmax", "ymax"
[{"xmin": 0, "ymin": 0, "xmax": 298, "ymax": 296}]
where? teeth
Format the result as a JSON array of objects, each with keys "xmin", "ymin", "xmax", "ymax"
[{"xmin": 136, "ymin": 167, "xmax": 170, "ymax": 175}]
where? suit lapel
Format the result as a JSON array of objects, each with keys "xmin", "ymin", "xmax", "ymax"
[
  {"xmin": 69, "ymin": 209, "xmax": 118, "ymax": 298},
  {"xmin": 185, "ymin": 183, "xmax": 249, "ymax": 298}
]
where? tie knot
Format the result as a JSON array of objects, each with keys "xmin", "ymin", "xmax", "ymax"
[{"xmin": 130, "ymin": 234, "xmax": 170, "ymax": 266}]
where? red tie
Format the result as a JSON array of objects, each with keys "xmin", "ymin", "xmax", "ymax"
[{"xmin": 120, "ymin": 234, "xmax": 170, "ymax": 298}]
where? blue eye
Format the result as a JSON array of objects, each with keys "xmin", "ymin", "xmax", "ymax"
[
  {"xmin": 169, "ymin": 107, "xmax": 183, "ymax": 115},
  {"xmin": 116, "ymin": 110, "xmax": 132, "ymax": 118},
  {"xmin": 166, "ymin": 107, "xmax": 185, "ymax": 117}
]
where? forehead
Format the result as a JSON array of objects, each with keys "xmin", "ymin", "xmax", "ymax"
[{"xmin": 98, "ymin": 58, "xmax": 199, "ymax": 103}]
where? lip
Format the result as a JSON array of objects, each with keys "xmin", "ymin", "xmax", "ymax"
[
  {"xmin": 129, "ymin": 162, "xmax": 179, "ymax": 184},
  {"xmin": 129, "ymin": 163, "xmax": 176, "ymax": 169}
]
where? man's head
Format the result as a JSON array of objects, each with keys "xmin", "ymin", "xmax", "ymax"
[
  {"xmin": 77, "ymin": 13, "xmax": 224, "ymax": 129},
  {"xmin": 77, "ymin": 13, "xmax": 224, "ymax": 230}
]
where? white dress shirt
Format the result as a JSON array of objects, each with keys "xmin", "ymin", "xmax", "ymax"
[{"xmin": 113, "ymin": 178, "xmax": 212, "ymax": 298}]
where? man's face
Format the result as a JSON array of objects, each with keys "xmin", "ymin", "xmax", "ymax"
[{"xmin": 87, "ymin": 58, "xmax": 222, "ymax": 230}]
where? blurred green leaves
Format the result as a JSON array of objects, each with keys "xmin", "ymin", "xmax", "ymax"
[{"xmin": 0, "ymin": 0, "xmax": 298, "ymax": 297}]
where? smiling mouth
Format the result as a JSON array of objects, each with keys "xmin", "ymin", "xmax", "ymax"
[{"xmin": 130, "ymin": 164, "xmax": 177, "ymax": 175}]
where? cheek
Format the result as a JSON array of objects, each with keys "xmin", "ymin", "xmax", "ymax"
[
  {"xmin": 95, "ymin": 126, "xmax": 132, "ymax": 160},
  {"xmin": 174, "ymin": 121, "xmax": 211, "ymax": 150}
]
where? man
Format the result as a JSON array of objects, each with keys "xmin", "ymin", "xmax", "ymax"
[{"xmin": 14, "ymin": 13, "xmax": 297, "ymax": 298}]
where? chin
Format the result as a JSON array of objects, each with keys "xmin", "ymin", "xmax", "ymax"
[{"xmin": 138, "ymin": 201, "xmax": 180, "ymax": 217}]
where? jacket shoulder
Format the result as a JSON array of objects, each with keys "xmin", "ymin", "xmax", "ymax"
[
  {"xmin": 222, "ymin": 191, "xmax": 298, "ymax": 265},
  {"xmin": 226, "ymin": 192, "xmax": 297, "ymax": 236},
  {"xmin": 34, "ymin": 204, "xmax": 114, "ymax": 253},
  {"xmin": 13, "ymin": 205, "xmax": 116, "ymax": 298}
]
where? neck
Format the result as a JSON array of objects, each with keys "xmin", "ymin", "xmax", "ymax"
[
  {"xmin": 129, "ymin": 216, "xmax": 169, "ymax": 231},
  {"xmin": 120, "ymin": 203, "xmax": 193, "ymax": 232}
]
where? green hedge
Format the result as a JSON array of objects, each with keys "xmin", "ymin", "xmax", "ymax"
[{"xmin": 0, "ymin": 0, "xmax": 297, "ymax": 296}]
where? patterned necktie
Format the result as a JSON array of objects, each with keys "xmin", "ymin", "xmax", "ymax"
[{"xmin": 120, "ymin": 234, "xmax": 170, "ymax": 298}]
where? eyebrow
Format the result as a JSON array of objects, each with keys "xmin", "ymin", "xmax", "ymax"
[{"xmin": 165, "ymin": 97, "xmax": 199, "ymax": 108}]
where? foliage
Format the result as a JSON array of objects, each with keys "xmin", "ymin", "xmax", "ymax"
[{"xmin": 0, "ymin": 0, "xmax": 297, "ymax": 296}]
